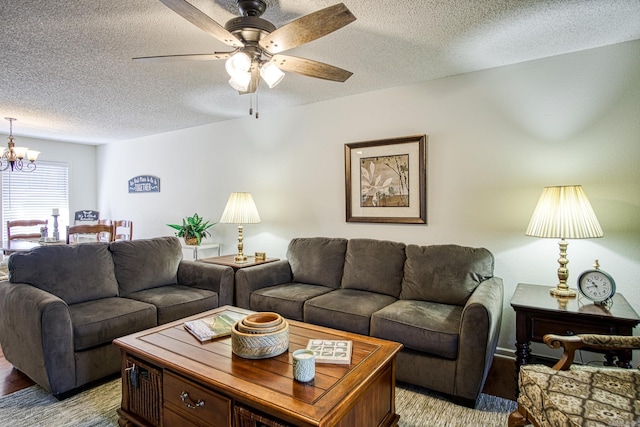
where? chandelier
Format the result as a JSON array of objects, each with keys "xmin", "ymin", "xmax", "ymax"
[{"xmin": 2, "ymin": 117, "xmax": 39, "ymax": 172}]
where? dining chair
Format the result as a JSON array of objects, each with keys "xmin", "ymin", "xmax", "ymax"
[
  {"xmin": 98, "ymin": 219, "xmax": 113, "ymax": 242},
  {"xmin": 112, "ymin": 220, "xmax": 133, "ymax": 241},
  {"xmin": 5, "ymin": 219, "xmax": 49, "ymax": 254},
  {"xmin": 7, "ymin": 219, "xmax": 48, "ymax": 241},
  {"xmin": 66, "ymin": 224, "xmax": 113, "ymax": 244}
]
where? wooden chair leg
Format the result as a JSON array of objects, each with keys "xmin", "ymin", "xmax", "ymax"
[{"xmin": 508, "ymin": 404, "xmax": 530, "ymax": 427}]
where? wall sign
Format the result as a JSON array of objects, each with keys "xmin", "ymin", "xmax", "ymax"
[
  {"xmin": 75, "ymin": 210, "xmax": 99, "ymax": 222},
  {"xmin": 128, "ymin": 175, "xmax": 160, "ymax": 193}
]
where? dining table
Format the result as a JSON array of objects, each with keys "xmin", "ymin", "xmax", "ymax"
[{"xmin": 2, "ymin": 239, "xmax": 65, "ymax": 255}]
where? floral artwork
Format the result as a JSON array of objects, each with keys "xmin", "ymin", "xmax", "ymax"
[
  {"xmin": 360, "ymin": 155, "xmax": 409, "ymax": 207},
  {"xmin": 345, "ymin": 135, "xmax": 426, "ymax": 224}
]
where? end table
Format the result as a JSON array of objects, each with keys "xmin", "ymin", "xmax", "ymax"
[
  {"xmin": 181, "ymin": 242, "xmax": 221, "ymax": 260},
  {"xmin": 511, "ymin": 283, "xmax": 639, "ymax": 374},
  {"xmin": 198, "ymin": 254, "xmax": 279, "ymax": 271}
]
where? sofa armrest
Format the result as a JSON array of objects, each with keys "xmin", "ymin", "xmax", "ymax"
[
  {"xmin": 177, "ymin": 261, "xmax": 235, "ymax": 306},
  {"xmin": 235, "ymin": 260, "xmax": 293, "ymax": 309},
  {"xmin": 455, "ymin": 276, "xmax": 504, "ymax": 401},
  {"xmin": 0, "ymin": 281, "xmax": 75, "ymax": 394}
]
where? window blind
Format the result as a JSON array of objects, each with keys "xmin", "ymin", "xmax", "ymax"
[{"xmin": 2, "ymin": 161, "xmax": 69, "ymax": 242}]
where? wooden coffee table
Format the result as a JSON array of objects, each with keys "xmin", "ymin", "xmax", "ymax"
[{"xmin": 113, "ymin": 306, "xmax": 402, "ymax": 427}]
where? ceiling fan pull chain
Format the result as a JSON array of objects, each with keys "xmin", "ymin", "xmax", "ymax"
[
  {"xmin": 255, "ymin": 91, "xmax": 259, "ymax": 119},
  {"xmin": 249, "ymin": 95, "xmax": 253, "ymax": 116}
]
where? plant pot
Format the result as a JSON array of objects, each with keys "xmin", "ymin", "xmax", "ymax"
[{"xmin": 184, "ymin": 236, "xmax": 199, "ymax": 246}]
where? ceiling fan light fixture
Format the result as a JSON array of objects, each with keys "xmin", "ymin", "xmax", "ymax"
[
  {"xmin": 260, "ymin": 62, "xmax": 285, "ymax": 88},
  {"xmin": 225, "ymin": 51, "xmax": 252, "ymax": 77},
  {"xmin": 229, "ymin": 72, "xmax": 251, "ymax": 92}
]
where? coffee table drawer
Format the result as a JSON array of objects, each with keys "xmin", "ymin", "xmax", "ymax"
[{"xmin": 164, "ymin": 371, "xmax": 231, "ymax": 427}]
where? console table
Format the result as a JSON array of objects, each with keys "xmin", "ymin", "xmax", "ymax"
[{"xmin": 510, "ymin": 283, "xmax": 640, "ymax": 374}]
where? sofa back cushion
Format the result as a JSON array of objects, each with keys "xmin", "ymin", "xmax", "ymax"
[
  {"xmin": 287, "ymin": 237, "xmax": 347, "ymax": 288},
  {"xmin": 8, "ymin": 243, "xmax": 118, "ymax": 305},
  {"xmin": 341, "ymin": 239, "xmax": 406, "ymax": 297},
  {"xmin": 111, "ymin": 236, "xmax": 182, "ymax": 296},
  {"xmin": 400, "ymin": 244, "xmax": 494, "ymax": 305}
]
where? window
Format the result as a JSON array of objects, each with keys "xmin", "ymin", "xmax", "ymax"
[{"xmin": 2, "ymin": 161, "xmax": 69, "ymax": 242}]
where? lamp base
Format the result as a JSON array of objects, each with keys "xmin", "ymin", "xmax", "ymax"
[
  {"xmin": 549, "ymin": 286, "xmax": 577, "ymax": 298},
  {"xmin": 234, "ymin": 255, "xmax": 248, "ymax": 263}
]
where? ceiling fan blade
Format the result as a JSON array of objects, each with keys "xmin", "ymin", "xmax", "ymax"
[
  {"xmin": 133, "ymin": 52, "xmax": 232, "ymax": 62},
  {"xmin": 259, "ymin": 3, "xmax": 356, "ymax": 54},
  {"xmin": 158, "ymin": 0, "xmax": 243, "ymax": 48},
  {"xmin": 271, "ymin": 55, "xmax": 353, "ymax": 82}
]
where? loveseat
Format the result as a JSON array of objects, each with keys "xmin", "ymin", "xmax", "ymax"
[
  {"xmin": 0, "ymin": 236, "xmax": 234, "ymax": 397},
  {"xmin": 235, "ymin": 237, "xmax": 503, "ymax": 407}
]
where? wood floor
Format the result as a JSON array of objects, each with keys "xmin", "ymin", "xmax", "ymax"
[
  {"xmin": 0, "ymin": 345, "xmax": 34, "ymax": 396},
  {"xmin": 0, "ymin": 342, "xmax": 517, "ymax": 400}
]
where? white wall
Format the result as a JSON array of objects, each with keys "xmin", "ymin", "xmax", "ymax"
[
  {"xmin": 96, "ymin": 40, "xmax": 640, "ymax": 362},
  {"xmin": 0, "ymin": 135, "xmax": 97, "ymax": 232}
]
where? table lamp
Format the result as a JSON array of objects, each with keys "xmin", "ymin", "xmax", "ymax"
[
  {"xmin": 525, "ymin": 185, "xmax": 603, "ymax": 297},
  {"xmin": 220, "ymin": 192, "xmax": 261, "ymax": 263}
]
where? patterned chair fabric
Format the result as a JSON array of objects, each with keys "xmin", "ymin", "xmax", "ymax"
[{"xmin": 509, "ymin": 334, "xmax": 640, "ymax": 427}]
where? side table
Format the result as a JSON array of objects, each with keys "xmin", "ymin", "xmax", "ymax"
[
  {"xmin": 181, "ymin": 242, "xmax": 221, "ymax": 260},
  {"xmin": 198, "ymin": 254, "xmax": 279, "ymax": 271},
  {"xmin": 511, "ymin": 283, "xmax": 640, "ymax": 374}
]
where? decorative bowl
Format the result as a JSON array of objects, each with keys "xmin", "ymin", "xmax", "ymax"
[
  {"xmin": 231, "ymin": 314, "xmax": 289, "ymax": 359},
  {"xmin": 237, "ymin": 313, "xmax": 285, "ymax": 334},
  {"xmin": 242, "ymin": 312, "xmax": 281, "ymax": 328}
]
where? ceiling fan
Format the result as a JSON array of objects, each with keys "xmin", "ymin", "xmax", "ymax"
[{"xmin": 135, "ymin": 0, "xmax": 356, "ymax": 95}]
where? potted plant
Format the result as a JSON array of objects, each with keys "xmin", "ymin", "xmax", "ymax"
[{"xmin": 167, "ymin": 213, "xmax": 216, "ymax": 245}]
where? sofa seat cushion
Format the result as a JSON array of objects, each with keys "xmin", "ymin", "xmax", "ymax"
[
  {"xmin": 400, "ymin": 244, "xmax": 494, "ymax": 305},
  {"xmin": 304, "ymin": 289, "xmax": 397, "ymax": 336},
  {"xmin": 9, "ymin": 243, "xmax": 118, "ymax": 305},
  {"xmin": 124, "ymin": 285, "xmax": 219, "ymax": 325},
  {"xmin": 250, "ymin": 283, "xmax": 334, "ymax": 321},
  {"xmin": 70, "ymin": 297, "xmax": 157, "ymax": 351},
  {"xmin": 341, "ymin": 239, "xmax": 406, "ymax": 297},
  {"xmin": 371, "ymin": 300, "xmax": 462, "ymax": 359},
  {"xmin": 287, "ymin": 237, "xmax": 348, "ymax": 289},
  {"xmin": 111, "ymin": 237, "xmax": 182, "ymax": 296}
]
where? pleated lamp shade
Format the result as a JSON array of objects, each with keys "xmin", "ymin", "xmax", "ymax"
[
  {"xmin": 220, "ymin": 192, "xmax": 261, "ymax": 224},
  {"xmin": 525, "ymin": 185, "xmax": 603, "ymax": 239}
]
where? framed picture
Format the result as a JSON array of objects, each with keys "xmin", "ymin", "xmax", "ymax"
[{"xmin": 345, "ymin": 135, "xmax": 427, "ymax": 224}]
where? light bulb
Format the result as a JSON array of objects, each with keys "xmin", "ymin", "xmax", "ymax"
[
  {"xmin": 229, "ymin": 72, "xmax": 251, "ymax": 92},
  {"xmin": 225, "ymin": 52, "xmax": 251, "ymax": 77},
  {"xmin": 260, "ymin": 62, "xmax": 285, "ymax": 88}
]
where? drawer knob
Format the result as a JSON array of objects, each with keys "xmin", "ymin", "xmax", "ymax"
[{"xmin": 180, "ymin": 391, "xmax": 205, "ymax": 409}]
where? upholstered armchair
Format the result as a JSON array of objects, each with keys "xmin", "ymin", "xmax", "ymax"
[{"xmin": 509, "ymin": 334, "xmax": 640, "ymax": 427}]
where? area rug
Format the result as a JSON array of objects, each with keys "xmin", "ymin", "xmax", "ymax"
[{"xmin": 0, "ymin": 379, "xmax": 516, "ymax": 426}]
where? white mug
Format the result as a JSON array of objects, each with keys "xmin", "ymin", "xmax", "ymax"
[{"xmin": 292, "ymin": 349, "xmax": 315, "ymax": 382}]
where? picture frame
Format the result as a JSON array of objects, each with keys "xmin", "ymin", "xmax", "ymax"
[{"xmin": 345, "ymin": 135, "xmax": 427, "ymax": 224}]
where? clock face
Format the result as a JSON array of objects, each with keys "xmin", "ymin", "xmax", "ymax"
[{"xmin": 578, "ymin": 270, "xmax": 616, "ymax": 302}]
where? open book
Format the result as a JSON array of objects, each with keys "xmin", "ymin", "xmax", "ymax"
[{"xmin": 184, "ymin": 311, "xmax": 244, "ymax": 342}]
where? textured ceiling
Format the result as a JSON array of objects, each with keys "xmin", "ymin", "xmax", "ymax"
[{"xmin": 1, "ymin": 0, "xmax": 639, "ymax": 145}]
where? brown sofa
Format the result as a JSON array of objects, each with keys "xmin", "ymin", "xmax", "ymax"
[
  {"xmin": 0, "ymin": 236, "xmax": 234, "ymax": 397},
  {"xmin": 235, "ymin": 237, "xmax": 504, "ymax": 407}
]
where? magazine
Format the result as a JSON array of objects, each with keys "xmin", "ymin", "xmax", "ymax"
[
  {"xmin": 184, "ymin": 310, "xmax": 244, "ymax": 342},
  {"xmin": 306, "ymin": 339, "xmax": 352, "ymax": 365}
]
